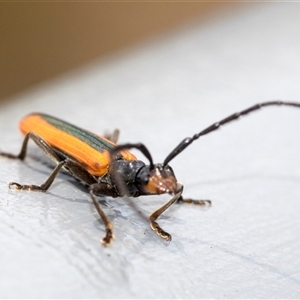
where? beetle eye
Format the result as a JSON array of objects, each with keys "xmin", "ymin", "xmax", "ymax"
[{"xmin": 142, "ymin": 174, "xmax": 149, "ymax": 184}]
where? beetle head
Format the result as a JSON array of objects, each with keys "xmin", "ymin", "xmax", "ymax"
[{"xmin": 137, "ymin": 164, "xmax": 177, "ymax": 195}]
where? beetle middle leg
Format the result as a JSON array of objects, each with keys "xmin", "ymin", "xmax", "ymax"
[
  {"xmin": 89, "ymin": 183, "xmax": 121, "ymax": 246},
  {"xmin": 177, "ymin": 196, "xmax": 211, "ymax": 208}
]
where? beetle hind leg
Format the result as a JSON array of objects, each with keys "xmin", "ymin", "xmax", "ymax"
[
  {"xmin": 104, "ymin": 129, "xmax": 120, "ymax": 144},
  {"xmin": 9, "ymin": 160, "xmax": 66, "ymax": 192},
  {"xmin": 1, "ymin": 132, "xmax": 69, "ymax": 192}
]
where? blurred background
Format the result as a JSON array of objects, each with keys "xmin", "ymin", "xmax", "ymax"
[
  {"xmin": 2, "ymin": 3, "xmax": 300, "ymax": 298},
  {"xmin": 0, "ymin": 2, "xmax": 244, "ymax": 102}
]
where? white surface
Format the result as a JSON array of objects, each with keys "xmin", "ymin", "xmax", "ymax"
[{"xmin": 1, "ymin": 4, "xmax": 300, "ymax": 298}]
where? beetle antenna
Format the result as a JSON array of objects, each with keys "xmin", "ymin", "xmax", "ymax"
[
  {"xmin": 163, "ymin": 100, "xmax": 300, "ymax": 165},
  {"xmin": 111, "ymin": 143, "xmax": 154, "ymax": 169}
]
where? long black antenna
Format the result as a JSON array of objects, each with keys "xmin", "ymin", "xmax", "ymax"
[
  {"xmin": 111, "ymin": 143, "xmax": 154, "ymax": 169},
  {"xmin": 163, "ymin": 100, "xmax": 300, "ymax": 166}
]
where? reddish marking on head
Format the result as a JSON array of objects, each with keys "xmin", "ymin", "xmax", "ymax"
[{"xmin": 144, "ymin": 168, "xmax": 177, "ymax": 195}]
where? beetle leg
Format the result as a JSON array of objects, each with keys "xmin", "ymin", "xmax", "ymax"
[
  {"xmin": 177, "ymin": 196, "xmax": 211, "ymax": 208},
  {"xmin": 9, "ymin": 160, "xmax": 66, "ymax": 192},
  {"xmin": 1, "ymin": 132, "xmax": 98, "ymax": 191},
  {"xmin": 0, "ymin": 132, "xmax": 62, "ymax": 162},
  {"xmin": 1, "ymin": 132, "xmax": 69, "ymax": 191},
  {"xmin": 104, "ymin": 129, "xmax": 119, "ymax": 144},
  {"xmin": 89, "ymin": 183, "xmax": 120, "ymax": 246},
  {"xmin": 149, "ymin": 183, "xmax": 183, "ymax": 242}
]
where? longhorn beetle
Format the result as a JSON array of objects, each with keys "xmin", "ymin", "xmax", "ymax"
[{"xmin": 1, "ymin": 101, "xmax": 299, "ymax": 246}]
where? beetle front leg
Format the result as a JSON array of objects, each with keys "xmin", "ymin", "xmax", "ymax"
[
  {"xmin": 149, "ymin": 183, "xmax": 184, "ymax": 242},
  {"xmin": 89, "ymin": 183, "xmax": 120, "ymax": 246}
]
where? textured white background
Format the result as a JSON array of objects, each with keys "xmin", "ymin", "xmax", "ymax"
[{"xmin": 1, "ymin": 3, "xmax": 300, "ymax": 298}]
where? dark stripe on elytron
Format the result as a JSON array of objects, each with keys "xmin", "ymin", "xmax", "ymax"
[
  {"xmin": 52, "ymin": 147, "xmax": 75, "ymax": 161},
  {"xmin": 40, "ymin": 113, "xmax": 115, "ymax": 152}
]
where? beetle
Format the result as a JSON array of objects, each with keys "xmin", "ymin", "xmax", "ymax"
[{"xmin": 1, "ymin": 101, "xmax": 299, "ymax": 246}]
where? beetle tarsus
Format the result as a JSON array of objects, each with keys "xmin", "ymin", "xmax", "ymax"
[
  {"xmin": 101, "ymin": 229, "xmax": 115, "ymax": 246},
  {"xmin": 0, "ymin": 152, "xmax": 20, "ymax": 159},
  {"xmin": 177, "ymin": 197, "xmax": 212, "ymax": 207},
  {"xmin": 9, "ymin": 182, "xmax": 44, "ymax": 191},
  {"xmin": 150, "ymin": 220, "xmax": 172, "ymax": 241},
  {"xmin": 9, "ymin": 182, "xmax": 23, "ymax": 190}
]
